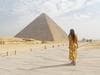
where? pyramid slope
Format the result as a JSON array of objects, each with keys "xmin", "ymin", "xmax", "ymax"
[
  {"xmin": 15, "ymin": 13, "xmax": 67, "ymax": 41},
  {"xmin": 45, "ymin": 14, "xmax": 67, "ymax": 41}
]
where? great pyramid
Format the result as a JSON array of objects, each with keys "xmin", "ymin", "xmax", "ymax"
[{"xmin": 15, "ymin": 13, "xmax": 67, "ymax": 41}]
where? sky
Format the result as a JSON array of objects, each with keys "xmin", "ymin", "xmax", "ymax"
[{"xmin": 0, "ymin": 0, "xmax": 100, "ymax": 40}]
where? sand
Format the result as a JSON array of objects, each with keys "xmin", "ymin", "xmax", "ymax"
[{"xmin": 0, "ymin": 39, "xmax": 100, "ymax": 75}]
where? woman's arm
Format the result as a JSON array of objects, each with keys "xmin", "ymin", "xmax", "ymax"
[{"xmin": 75, "ymin": 35, "xmax": 78, "ymax": 48}]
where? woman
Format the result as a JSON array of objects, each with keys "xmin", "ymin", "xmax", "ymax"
[{"xmin": 68, "ymin": 29, "xmax": 78, "ymax": 65}]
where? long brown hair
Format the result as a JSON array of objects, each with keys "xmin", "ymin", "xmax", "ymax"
[{"xmin": 68, "ymin": 29, "xmax": 77, "ymax": 43}]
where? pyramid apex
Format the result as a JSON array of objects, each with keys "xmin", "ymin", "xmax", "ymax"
[
  {"xmin": 41, "ymin": 13, "xmax": 46, "ymax": 14},
  {"xmin": 39, "ymin": 13, "xmax": 47, "ymax": 16}
]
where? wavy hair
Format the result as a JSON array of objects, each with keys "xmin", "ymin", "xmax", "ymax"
[{"xmin": 68, "ymin": 29, "xmax": 77, "ymax": 43}]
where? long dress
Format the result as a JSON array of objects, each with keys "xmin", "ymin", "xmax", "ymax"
[{"xmin": 68, "ymin": 35, "xmax": 78, "ymax": 61}]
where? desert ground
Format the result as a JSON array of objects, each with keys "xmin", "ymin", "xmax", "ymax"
[{"xmin": 0, "ymin": 38, "xmax": 100, "ymax": 75}]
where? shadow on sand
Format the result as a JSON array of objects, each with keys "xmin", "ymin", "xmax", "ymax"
[
  {"xmin": 29, "ymin": 63, "xmax": 74, "ymax": 70},
  {"xmin": 17, "ymin": 63, "xmax": 75, "ymax": 71}
]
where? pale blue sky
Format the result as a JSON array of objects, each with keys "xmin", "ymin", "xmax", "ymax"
[{"xmin": 0, "ymin": 0, "xmax": 100, "ymax": 40}]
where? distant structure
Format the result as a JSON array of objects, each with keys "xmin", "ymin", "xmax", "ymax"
[
  {"xmin": 15, "ymin": 13, "xmax": 67, "ymax": 41},
  {"xmin": 81, "ymin": 38, "xmax": 93, "ymax": 42}
]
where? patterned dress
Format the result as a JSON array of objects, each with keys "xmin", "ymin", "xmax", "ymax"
[{"xmin": 68, "ymin": 35, "xmax": 78, "ymax": 61}]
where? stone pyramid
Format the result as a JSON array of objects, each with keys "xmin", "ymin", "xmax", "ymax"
[{"xmin": 15, "ymin": 13, "xmax": 67, "ymax": 41}]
